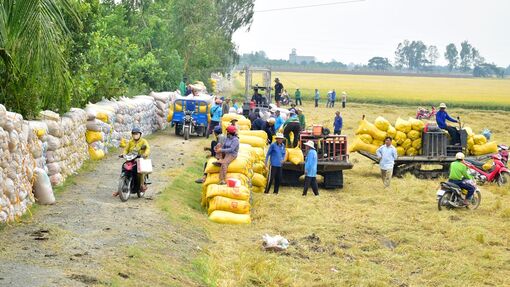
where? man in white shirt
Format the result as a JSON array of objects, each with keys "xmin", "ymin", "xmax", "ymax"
[{"xmin": 376, "ymin": 137, "xmax": 398, "ymax": 188}]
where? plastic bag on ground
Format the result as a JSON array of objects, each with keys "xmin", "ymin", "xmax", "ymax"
[{"xmin": 262, "ymin": 234, "xmax": 289, "ymax": 251}]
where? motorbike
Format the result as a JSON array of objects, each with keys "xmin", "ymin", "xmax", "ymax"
[
  {"xmin": 118, "ymin": 152, "xmax": 147, "ymax": 202},
  {"xmin": 464, "ymin": 153, "xmax": 509, "ymax": 186},
  {"xmin": 416, "ymin": 106, "xmax": 436, "ymax": 120},
  {"xmin": 437, "ymin": 180, "xmax": 481, "ymax": 211}
]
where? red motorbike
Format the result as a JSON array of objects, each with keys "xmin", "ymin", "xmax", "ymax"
[
  {"xmin": 464, "ymin": 152, "xmax": 509, "ymax": 186},
  {"xmin": 416, "ymin": 106, "xmax": 436, "ymax": 120}
]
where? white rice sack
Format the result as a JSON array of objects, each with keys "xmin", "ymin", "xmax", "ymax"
[
  {"xmin": 44, "ymin": 135, "xmax": 61, "ymax": 151},
  {"xmin": 39, "ymin": 110, "xmax": 60, "ymax": 121},
  {"xmin": 0, "ymin": 104, "xmax": 6, "ymax": 127},
  {"xmin": 149, "ymin": 91, "xmax": 172, "ymax": 102},
  {"xmin": 49, "ymin": 173, "xmax": 63, "ymax": 186},
  {"xmin": 46, "ymin": 162, "xmax": 61, "ymax": 176},
  {"xmin": 45, "ymin": 120, "xmax": 64, "ymax": 138}
]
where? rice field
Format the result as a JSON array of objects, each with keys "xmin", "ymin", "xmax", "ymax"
[
  {"xmin": 233, "ymin": 71, "xmax": 510, "ymax": 110},
  {"xmin": 152, "ymin": 102, "xmax": 510, "ymax": 287}
]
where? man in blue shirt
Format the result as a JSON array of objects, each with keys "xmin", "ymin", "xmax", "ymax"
[
  {"xmin": 436, "ymin": 103, "xmax": 460, "ymax": 145},
  {"xmin": 330, "ymin": 89, "xmax": 337, "ymax": 108},
  {"xmin": 265, "ymin": 133, "xmax": 287, "ymax": 194},
  {"xmin": 274, "ymin": 110, "xmax": 285, "ymax": 131},
  {"xmin": 334, "ymin": 111, "xmax": 343, "ymax": 135},
  {"xmin": 376, "ymin": 137, "xmax": 398, "ymax": 188},
  {"xmin": 208, "ymin": 98, "xmax": 223, "ymax": 138},
  {"xmin": 303, "ymin": 140, "xmax": 319, "ymax": 196}
]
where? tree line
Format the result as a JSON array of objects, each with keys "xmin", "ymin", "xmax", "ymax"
[{"xmin": 0, "ymin": 0, "xmax": 254, "ymax": 118}]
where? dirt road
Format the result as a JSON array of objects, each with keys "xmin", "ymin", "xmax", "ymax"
[{"xmin": 0, "ymin": 130, "xmax": 207, "ymax": 286}]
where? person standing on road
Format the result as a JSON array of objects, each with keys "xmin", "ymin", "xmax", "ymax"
[
  {"xmin": 297, "ymin": 108, "xmax": 306, "ymax": 130},
  {"xmin": 265, "ymin": 133, "xmax": 287, "ymax": 194},
  {"xmin": 303, "ymin": 140, "xmax": 319, "ymax": 196},
  {"xmin": 294, "ymin": 88, "xmax": 302, "ymax": 106},
  {"xmin": 275, "ymin": 110, "xmax": 285, "ymax": 131},
  {"xmin": 222, "ymin": 98, "xmax": 231, "ymax": 115},
  {"xmin": 213, "ymin": 126, "xmax": 239, "ymax": 185},
  {"xmin": 333, "ymin": 111, "xmax": 343, "ymax": 135},
  {"xmin": 341, "ymin": 91, "xmax": 347, "ymax": 108},
  {"xmin": 376, "ymin": 137, "xmax": 398, "ymax": 188},
  {"xmin": 314, "ymin": 89, "xmax": 320, "ymax": 107},
  {"xmin": 274, "ymin": 78, "xmax": 284, "ymax": 107},
  {"xmin": 330, "ymin": 89, "xmax": 336, "ymax": 108},
  {"xmin": 208, "ymin": 98, "xmax": 223, "ymax": 137}
]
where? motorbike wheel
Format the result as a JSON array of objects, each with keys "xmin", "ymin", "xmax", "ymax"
[
  {"xmin": 118, "ymin": 176, "xmax": 132, "ymax": 202},
  {"xmin": 184, "ymin": 126, "xmax": 190, "ymax": 140},
  {"xmin": 466, "ymin": 190, "xmax": 481, "ymax": 210},
  {"xmin": 437, "ymin": 191, "xmax": 453, "ymax": 211},
  {"xmin": 497, "ymin": 171, "xmax": 509, "ymax": 186},
  {"xmin": 175, "ymin": 124, "xmax": 182, "ymax": 136}
]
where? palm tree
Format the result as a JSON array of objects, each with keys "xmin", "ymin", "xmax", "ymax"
[{"xmin": 0, "ymin": 0, "xmax": 79, "ymax": 117}]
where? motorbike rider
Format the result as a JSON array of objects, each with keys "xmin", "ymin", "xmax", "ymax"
[
  {"xmin": 449, "ymin": 152, "xmax": 476, "ymax": 206},
  {"xmin": 113, "ymin": 127, "xmax": 151, "ymax": 196},
  {"xmin": 436, "ymin": 103, "xmax": 460, "ymax": 145}
]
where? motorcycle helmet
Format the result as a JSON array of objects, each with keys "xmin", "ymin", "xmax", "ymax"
[
  {"xmin": 455, "ymin": 152, "xmax": 465, "ymax": 160},
  {"xmin": 131, "ymin": 127, "xmax": 142, "ymax": 135},
  {"xmin": 226, "ymin": 125, "xmax": 237, "ymax": 135},
  {"xmin": 213, "ymin": 126, "xmax": 222, "ymax": 134}
]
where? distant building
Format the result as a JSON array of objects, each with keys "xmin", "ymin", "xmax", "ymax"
[{"xmin": 289, "ymin": 49, "xmax": 315, "ymax": 64}]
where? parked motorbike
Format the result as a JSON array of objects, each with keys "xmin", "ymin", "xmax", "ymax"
[
  {"xmin": 416, "ymin": 106, "xmax": 436, "ymax": 120},
  {"xmin": 437, "ymin": 180, "xmax": 481, "ymax": 211},
  {"xmin": 464, "ymin": 153, "xmax": 509, "ymax": 186},
  {"xmin": 118, "ymin": 152, "xmax": 147, "ymax": 202}
]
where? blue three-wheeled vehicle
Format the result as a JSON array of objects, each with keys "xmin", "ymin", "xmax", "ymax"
[{"xmin": 171, "ymin": 99, "xmax": 209, "ymax": 140}]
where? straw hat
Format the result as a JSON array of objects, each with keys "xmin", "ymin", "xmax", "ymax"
[
  {"xmin": 439, "ymin": 103, "xmax": 447, "ymax": 108},
  {"xmin": 275, "ymin": 133, "xmax": 285, "ymax": 139},
  {"xmin": 267, "ymin": 118, "xmax": 276, "ymax": 124},
  {"xmin": 342, "ymin": 91, "xmax": 347, "ymax": 95},
  {"xmin": 304, "ymin": 140, "xmax": 315, "ymax": 149}
]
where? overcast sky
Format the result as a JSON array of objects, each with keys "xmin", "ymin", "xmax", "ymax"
[{"xmin": 232, "ymin": 0, "xmax": 510, "ymax": 67}]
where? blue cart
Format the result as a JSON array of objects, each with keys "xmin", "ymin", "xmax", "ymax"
[{"xmin": 171, "ymin": 99, "xmax": 209, "ymax": 140}]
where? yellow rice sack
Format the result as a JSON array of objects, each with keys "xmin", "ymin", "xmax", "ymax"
[
  {"xmin": 374, "ymin": 116, "xmax": 390, "ymax": 131},
  {"xmin": 209, "ymin": 210, "xmax": 251, "ymax": 224},
  {"xmin": 238, "ymin": 130, "xmax": 268, "ymax": 142},
  {"xmin": 387, "ymin": 125, "xmax": 397, "ymax": 138},
  {"xmin": 401, "ymin": 139, "xmax": 412, "ymax": 149},
  {"xmin": 473, "ymin": 135, "xmax": 487, "ymax": 145},
  {"xmin": 412, "ymin": 138, "xmax": 422, "ymax": 149},
  {"xmin": 252, "ymin": 173, "xmax": 267, "ymax": 188},
  {"xmin": 239, "ymin": 135, "xmax": 266, "ymax": 148},
  {"xmin": 203, "ymin": 173, "xmax": 249, "ymax": 187},
  {"xmin": 406, "ymin": 147, "xmax": 418, "ymax": 156},
  {"xmin": 86, "ymin": 130, "xmax": 103, "ymax": 144},
  {"xmin": 407, "ymin": 130, "xmax": 421, "ymax": 141},
  {"xmin": 96, "ymin": 112, "xmax": 109, "ymax": 123},
  {"xmin": 472, "ymin": 142, "xmax": 498, "ymax": 156},
  {"xmin": 395, "ymin": 118, "xmax": 411, "ymax": 133},
  {"xmin": 287, "ymin": 147, "xmax": 304, "ymax": 165},
  {"xmin": 253, "ymin": 162, "xmax": 266, "ymax": 174},
  {"xmin": 204, "ymin": 157, "xmax": 252, "ymax": 176},
  {"xmin": 395, "ymin": 131, "xmax": 407, "ymax": 145},
  {"xmin": 208, "ymin": 196, "xmax": 250, "ymax": 215},
  {"xmin": 88, "ymin": 146, "xmax": 105, "ymax": 160},
  {"xmin": 350, "ymin": 139, "xmax": 379, "ymax": 154},
  {"xmin": 358, "ymin": 134, "xmax": 373, "ymax": 144},
  {"xmin": 372, "ymin": 140, "xmax": 383, "ymax": 147},
  {"xmin": 409, "ymin": 117, "xmax": 425, "ymax": 131},
  {"xmin": 252, "ymin": 186, "xmax": 264, "ymax": 193},
  {"xmin": 396, "ymin": 146, "xmax": 405, "ymax": 156},
  {"xmin": 206, "ymin": 184, "xmax": 250, "ymax": 201},
  {"xmin": 355, "ymin": 119, "xmax": 387, "ymax": 141}
]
